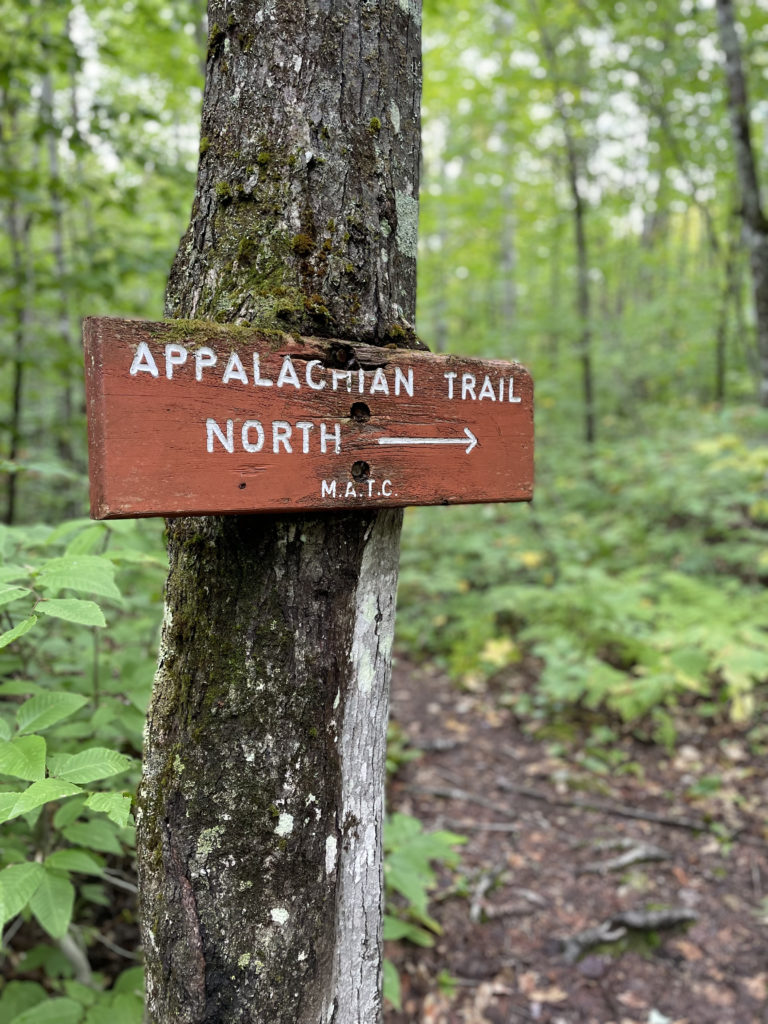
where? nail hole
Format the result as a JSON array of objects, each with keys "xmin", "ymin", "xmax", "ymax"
[
  {"xmin": 351, "ymin": 460, "xmax": 370, "ymax": 481},
  {"xmin": 350, "ymin": 402, "xmax": 371, "ymax": 423},
  {"xmin": 238, "ymin": 482, "xmax": 247, "ymax": 489},
  {"xmin": 332, "ymin": 344, "xmax": 353, "ymax": 367}
]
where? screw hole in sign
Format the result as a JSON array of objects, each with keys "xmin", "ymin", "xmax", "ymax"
[
  {"xmin": 351, "ymin": 460, "xmax": 370, "ymax": 481},
  {"xmin": 350, "ymin": 402, "xmax": 371, "ymax": 423}
]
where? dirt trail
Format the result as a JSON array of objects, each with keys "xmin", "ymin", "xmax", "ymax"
[{"xmin": 385, "ymin": 661, "xmax": 768, "ymax": 1024}]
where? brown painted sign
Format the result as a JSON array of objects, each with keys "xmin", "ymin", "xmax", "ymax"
[{"xmin": 83, "ymin": 317, "xmax": 533, "ymax": 518}]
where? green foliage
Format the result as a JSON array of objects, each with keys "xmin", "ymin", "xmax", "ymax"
[
  {"xmin": 0, "ymin": 516, "xmax": 164, "ymax": 983},
  {"xmin": 383, "ymin": 812, "xmax": 466, "ymax": 945},
  {"xmin": 382, "ymin": 812, "xmax": 466, "ymax": 1007},
  {"xmin": 398, "ymin": 406, "xmax": 768, "ymax": 734}
]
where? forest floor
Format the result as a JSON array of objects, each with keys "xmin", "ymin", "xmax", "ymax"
[{"xmin": 384, "ymin": 659, "xmax": 768, "ymax": 1024}]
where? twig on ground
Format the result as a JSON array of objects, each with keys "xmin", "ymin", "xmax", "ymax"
[
  {"xmin": 495, "ymin": 777, "xmax": 710, "ymax": 832},
  {"xmin": 482, "ymin": 901, "xmax": 539, "ymax": 920},
  {"xmin": 419, "ymin": 738, "xmax": 465, "ymax": 752},
  {"xmin": 581, "ymin": 841, "xmax": 670, "ymax": 875},
  {"xmin": 469, "ymin": 863, "xmax": 508, "ymax": 923},
  {"xmin": 407, "ymin": 784, "xmax": 517, "ymax": 820},
  {"xmin": 561, "ymin": 907, "xmax": 698, "ymax": 964},
  {"xmin": 441, "ymin": 818, "xmax": 519, "ymax": 833}
]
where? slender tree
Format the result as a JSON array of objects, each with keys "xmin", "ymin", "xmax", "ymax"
[
  {"xmin": 136, "ymin": 2, "xmax": 422, "ymax": 1022},
  {"xmin": 715, "ymin": 0, "xmax": 768, "ymax": 405}
]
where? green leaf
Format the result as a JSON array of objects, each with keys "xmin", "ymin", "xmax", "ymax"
[
  {"xmin": 38, "ymin": 554, "xmax": 119, "ymax": 594},
  {"xmin": 85, "ymin": 791, "xmax": 133, "ymax": 827},
  {"xmin": 63, "ymin": 980, "xmax": 98, "ymax": 1008},
  {"xmin": 0, "ymin": 717, "xmax": 12, "ymax": 740},
  {"xmin": 49, "ymin": 748, "xmax": 134, "ymax": 784},
  {"xmin": 382, "ymin": 958, "xmax": 402, "ymax": 1010},
  {"xmin": 0, "ymin": 736, "xmax": 46, "ymax": 781},
  {"xmin": 0, "ymin": 680, "xmax": 43, "ymax": 696},
  {"xmin": 17, "ymin": 944, "xmax": 75, "ymax": 978},
  {"xmin": 0, "ymin": 616, "xmax": 38, "ymax": 649},
  {"xmin": 0, "ymin": 793, "xmax": 18, "ymax": 821},
  {"xmin": 113, "ymin": 967, "xmax": 144, "ymax": 995},
  {"xmin": 17, "ymin": 692, "xmax": 88, "ymax": 734},
  {"xmin": 45, "ymin": 849, "xmax": 105, "ymax": 876},
  {"xmin": 0, "ymin": 780, "xmax": 83, "ymax": 823},
  {"xmin": 0, "ymin": 586, "xmax": 31, "ymax": 609},
  {"xmin": 9, "ymin": 996, "xmax": 83, "ymax": 1024},
  {"xmin": 39, "ymin": 574, "xmax": 121, "ymax": 602},
  {"xmin": 64, "ymin": 527, "xmax": 108, "ymax": 556},
  {"xmin": 382, "ymin": 913, "xmax": 436, "ymax": 946},
  {"xmin": 0, "ymin": 981, "xmax": 46, "ymax": 1022},
  {"xmin": 38, "ymin": 553, "xmax": 121, "ymax": 602},
  {"xmin": 37, "ymin": 599, "xmax": 106, "ymax": 628},
  {"xmin": 53, "ymin": 794, "xmax": 89, "ymax": 828},
  {"xmin": 0, "ymin": 566, "xmax": 27, "ymax": 584},
  {"xmin": 29, "ymin": 869, "xmax": 76, "ymax": 939},
  {"xmin": 84, "ymin": 993, "xmax": 143, "ymax": 1024},
  {"xmin": 0, "ymin": 862, "xmax": 45, "ymax": 927},
  {"xmin": 62, "ymin": 818, "xmax": 123, "ymax": 855}
]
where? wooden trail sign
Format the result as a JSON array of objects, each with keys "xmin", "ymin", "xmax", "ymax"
[{"xmin": 84, "ymin": 317, "xmax": 533, "ymax": 518}]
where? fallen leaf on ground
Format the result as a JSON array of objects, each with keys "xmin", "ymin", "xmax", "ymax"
[{"xmin": 742, "ymin": 973, "xmax": 768, "ymax": 1001}]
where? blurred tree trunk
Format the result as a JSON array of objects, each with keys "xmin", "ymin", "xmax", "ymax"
[
  {"xmin": 716, "ymin": 0, "xmax": 768, "ymax": 405},
  {"xmin": 136, "ymin": 1, "xmax": 422, "ymax": 1022},
  {"xmin": 2, "ymin": 100, "xmax": 33, "ymax": 526}
]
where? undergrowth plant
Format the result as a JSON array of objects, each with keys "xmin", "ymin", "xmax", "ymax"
[
  {"xmin": 0, "ymin": 517, "xmax": 165, "ymax": 1023},
  {"xmin": 398, "ymin": 405, "xmax": 768, "ymax": 740}
]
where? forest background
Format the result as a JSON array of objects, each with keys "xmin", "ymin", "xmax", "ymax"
[{"xmin": 1, "ymin": 0, "xmax": 768, "ymax": 1020}]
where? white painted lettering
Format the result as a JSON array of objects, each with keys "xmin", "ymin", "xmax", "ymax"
[
  {"xmin": 222, "ymin": 352, "xmax": 248, "ymax": 385},
  {"xmin": 370, "ymin": 368, "xmax": 390, "ymax": 395},
  {"xmin": 461, "ymin": 373, "xmax": 476, "ymax": 400},
  {"xmin": 345, "ymin": 482, "xmax": 357, "ymax": 498},
  {"xmin": 332, "ymin": 369, "xmax": 352, "ymax": 392},
  {"xmin": 195, "ymin": 347, "xmax": 216, "ymax": 381},
  {"xmin": 321, "ymin": 423, "xmax": 341, "ymax": 454},
  {"xmin": 321, "ymin": 480, "xmax": 337, "ymax": 498},
  {"xmin": 165, "ymin": 344, "xmax": 188, "ymax": 379},
  {"xmin": 241, "ymin": 420, "xmax": 265, "ymax": 453},
  {"xmin": 296, "ymin": 421, "xmax": 314, "ymax": 453},
  {"xmin": 305, "ymin": 360, "xmax": 326, "ymax": 390},
  {"xmin": 358, "ymin": 369, "xmax": 365, "ymax": 393},
  {"xmin": 444, "ymin": 371, "xmax": 457, "ymax": 399},
  {"xmin": 478, "ymin": 375, "xmax": 496, "ymax": 401},
  {"xmin": 272, "ymin": 421, "xmax": 292, "ymax": 453},
  {"xmin": 381, "ymin": 479, "xmax": 393, "ymax": 496},
  {"xmin": 277, "ymin": 356, "xmax": 301, "ymax": 389},
  {"xmin": 130, "ymin": 342, "xmax": 159, "ymax": 377},
  {"xmin": 252, "ymin": 354, "xmax": 274, "ymax": 386},
  {"xmin": 394, "ymin": 366, "xmax": 414, "ymax": 397},
  {"xmin": 509, "ymin": 378, "xmax": 522, "ymax": 403},
  {"xmin": 206, "ymin": 418, "xmax": 234, "ymax": 453},
  {"xmin": 366, "ymin": 479, "xmax": 376, "ymax": 497}
]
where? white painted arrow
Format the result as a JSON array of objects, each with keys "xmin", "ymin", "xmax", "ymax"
[{"xmin": 377, "ymin": 427, "xmax": 478, "ymax": 454}]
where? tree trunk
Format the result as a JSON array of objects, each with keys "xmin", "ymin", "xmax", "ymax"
[
  {"xmin": 530, "ymin": 0, "xmax": 594, "ymax": 442},
  {"xmin": 2, "ymin": 100, "xmax": 33, "ymax": 526},
  {"xmin": 136, "ymin": 2, "xmax": 422, "ymax": 1022},
  {"xmin": 715, "ymin": 0, "xmax": 768, "ymax": 405}
]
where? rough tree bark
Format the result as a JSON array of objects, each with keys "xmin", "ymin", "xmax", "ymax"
[
  {"xmin": 715, "ymin": 0, "xmax": 768, "ymax": 406},
  {"xmin": 136, "ymin": 2, "xmax": 422, "ymax": 1022}
]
